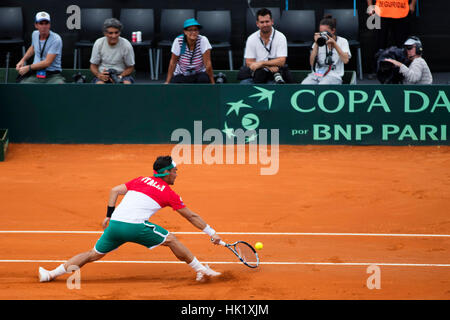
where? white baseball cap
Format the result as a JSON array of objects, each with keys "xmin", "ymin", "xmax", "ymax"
[
  {"xmin": 35, "ymin": 11, "xmax": 51, "ymax": 23},
  {"xmin": 404, "ymin": 37, "xmax": 421, "ymax": 46}
]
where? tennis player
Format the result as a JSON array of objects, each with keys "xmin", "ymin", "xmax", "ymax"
[{"xmin": 38, "ymin": 156, "xmax": 222, "ymax": 282}]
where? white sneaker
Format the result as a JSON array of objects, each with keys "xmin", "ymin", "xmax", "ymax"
[
  {"xmin": 196, "ymin": 264, "xmax": 221, "ymax": 282},
  {"xmin": 38, "ymin": 267, "xmax": 52, "ymax": 282}
]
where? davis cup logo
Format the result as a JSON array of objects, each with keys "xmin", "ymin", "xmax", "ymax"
[
  {"xmin": 223, "ymin": 86, "xmax": 275, "ymax": 143},
  {"xmin": 170, "ymin": 85, "xmax": 280, "ymax": 175}
]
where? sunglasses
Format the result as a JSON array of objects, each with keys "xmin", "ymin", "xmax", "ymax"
[
  {"xmin": 37, "ymin": 21, "xmax": 49, "ymax": 25},
  {"xmin": 405, "ymin": 45, "xmax": 415, "ymax": 50}
]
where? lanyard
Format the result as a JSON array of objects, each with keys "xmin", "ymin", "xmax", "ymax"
[
  {"xmin": 323, "ymin": 47, "xmax": 334, "ymax": 65},
  {"xmin": 38, "ymin": 33, "xmax": 50, "ymax": 61},
  {"xmin": 259, "ymin": 29, "xmax": 276, "ymax": 56}
]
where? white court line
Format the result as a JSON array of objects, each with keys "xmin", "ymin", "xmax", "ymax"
[
  {"xmin": 1, "ymin": 259, "xmax": 450, "ymax": 267},
  {"xmin": 1, "ymin": 230, "xmax": 450, "ymax": 237}
]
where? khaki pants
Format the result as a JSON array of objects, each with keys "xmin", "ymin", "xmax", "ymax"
[
  {"xmin": 301, "ymin": 73, "xmax": 343, "ymax": 85},
  {"xmin": 20, "ymin": 73, "xmax": 66, "ymax": 84}
]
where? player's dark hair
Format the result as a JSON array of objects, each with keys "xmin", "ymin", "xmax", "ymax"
[
  {"xmin": 256, "ymin": 8, "xmax": 272, "ymax": 21},
  {"xmin": 153, "ymin": 156, "xmax": 173, "ymax": 172},
  {"xmin": 320, "ymin": 14, "xmax": 337, "ymax": 30}
]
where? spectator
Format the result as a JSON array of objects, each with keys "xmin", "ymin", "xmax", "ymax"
[
  {"xmin": 239, "ymin": 8, "xmax": 293, "ymax": 84},
  {"xmin": 90, "ymin": 18, "xmax": 135, "ymax": 84},
  {"xmin": 301, "ymin": 14, "xmax": 351, "ymax": 85},
  {"xmin": 165, "ymin": 18, "xmax": 214, "ymax": 84},
  {"xmin": 384, "ymin": 36, "xmax": 432, "ymax": 84},
  {"xmin": 366, "ymin": 0, "xmax": 417, "ymax": 79},
  {"xmin": 15, "ymin": 11, "xmax": 65, "ymax": 84},
  {"xmin": 368, "ymin": 0, "xmax": 416, "ymax": 49}
]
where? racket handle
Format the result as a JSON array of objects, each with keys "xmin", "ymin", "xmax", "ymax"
[{"xmin": 210, "ymin": 238, "xmax": 227, "ymax": 246}]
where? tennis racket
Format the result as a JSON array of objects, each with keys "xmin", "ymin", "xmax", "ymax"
[{"xmin": 217, "ymin": 240, "xmax": 260, "ymax": 268}]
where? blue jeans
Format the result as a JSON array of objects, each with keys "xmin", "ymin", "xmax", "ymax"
[
  {"xmin": 240, "ymin": 78, "xmax": 275, "ymax": 84},
  {"xmin": 171, "ymin": 72, "xmax": 211, "ymax": 83}
]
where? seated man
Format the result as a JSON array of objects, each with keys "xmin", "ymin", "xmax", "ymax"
[
  {"xmin": 384, "ymin": 36, "xmax": 433, "ymax": 84},
  {"xmin": 15, "ymin": 11, "xmax": 65, "ymax": 84},
  {"xmin": 90, "ymin": 18, "xmax": 135, "ymax": 84},
  {"xmin": 302, "ymin": 14, "xmax": 351, "ymax": 85},
  {"xmin": 240, "ymin": 8, "xmax": 293, "ymax": 84}
]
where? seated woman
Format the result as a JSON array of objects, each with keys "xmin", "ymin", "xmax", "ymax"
[
  {"xmin": 165, "ymin": 18, "xmax": 215, "ymax": 84},
  {"xmin": 301, "ymin": 14, "xmax": 351, "ymax": 85},
  {"xmin": 384, "ymin": 36, "xmax": 433, "ymax": 84}
]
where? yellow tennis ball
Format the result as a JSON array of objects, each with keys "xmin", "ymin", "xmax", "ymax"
[{"xmin": 255, "ymin": 242, "xmax": 263, "ymax": 250}]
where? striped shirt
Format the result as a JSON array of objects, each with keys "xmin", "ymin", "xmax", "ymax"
[
  {"xmin": 171, "ymin": 35, "xmax": 212, "ymax": 76},
  {"xmin": 399, "ymin": 57, "xmax": 433, "ymax": 84}
]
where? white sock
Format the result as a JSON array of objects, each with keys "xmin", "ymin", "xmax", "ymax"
[
  {"xmin": 49, "ymin": 264, "xmax": 67, "ymax": 279},
  {"xmin": 188, "ymin": 257, "xmax": 206, "ymax": 272}
]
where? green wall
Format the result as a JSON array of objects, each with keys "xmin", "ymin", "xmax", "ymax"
[{"xmin": 0, "ymin": 84, "xmax": 448, "ymax": 145}]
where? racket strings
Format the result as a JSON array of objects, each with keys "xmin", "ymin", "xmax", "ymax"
[{"xmin": 235, "ymin": 242, "xmax": 258, "ymax": 266}]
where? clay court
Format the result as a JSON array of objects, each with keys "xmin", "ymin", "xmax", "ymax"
[{"xmin": 0, "ymin": 143, "xmax": 449, "ymax": 300}]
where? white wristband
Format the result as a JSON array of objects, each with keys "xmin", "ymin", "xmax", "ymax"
[{"xmin": 202, "ymin": 225, "xmax": 216, "ymax": 237}]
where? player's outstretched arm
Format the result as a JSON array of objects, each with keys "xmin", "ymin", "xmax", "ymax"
[
  {"xmin": 102, "ymin": 184, "xmax": 128, "ymax": 229},
  {"xmin": 176, "ymin": 207, "xmax": 221, "ymax": 244}
]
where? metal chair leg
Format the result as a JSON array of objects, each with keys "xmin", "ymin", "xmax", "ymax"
[
  {"xmin": 73, "ymin": 49, "xmax": 77, "ymax": 69},
  {"xmin": 155, "ymin": 48, "xmax": 160, "ymax": 80},
  {"xmin": 228, "ymin": 49, "xmax": 233, "ymax": 71},
  {"xmin": 5, "ymin": 52, "xmax": 10, "ymax": 83},
  {"xmin": 357, "ymin": 47, "xmax": 363, "ymax": 80},
  {"xmin": 78, "ymin": 48, "xmax": 82, "ymax": 69},
  {"xmin": 149, "ymin": 48, "xmax": 154, "ymax": 80},
  {"xmin": 159, "ymin": 49, "xmax": 163, "ymax": 80}
]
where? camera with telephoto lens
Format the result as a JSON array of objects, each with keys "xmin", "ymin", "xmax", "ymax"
[
  {"xmin": 375, "ymin": 46, "xmax": 409, "ymax": 84},
  {"xmin": 214, "ymin": 72, "xmax": 227, "ymax": 84},
  {"xmin": 107, "ymin": 69, "xmax": 124, "ymax": 84},
  {"xmin": 316, "ymin": 31, "xmax": 333, "ymax": 47},
  {"xmin": 273, "ymin": 72, "xmax": 285, "ymax": 84}
]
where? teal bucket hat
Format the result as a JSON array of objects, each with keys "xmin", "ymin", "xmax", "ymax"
[{"xmin": 183, "ymin": 18, "xmax": 202, "ymax": 29}]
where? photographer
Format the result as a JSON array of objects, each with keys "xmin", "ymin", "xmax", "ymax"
[
  {"xmin": 90, "ymin": 18, "xmax": 135, "ymax": 84},
  {"xmin": 302, "ymin": 15, "xmax": 351, "ymax": 85},
  {"xmin": 384, "ymin": 36, "xmax": 432, "ymax": 84},
  {"xmin": 165, "ymin": 18, "xmax": 214, "ymax": 84},
  {"xmin": 240, "ymin": 8, "xmax": 293, "ymax": 84}
]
